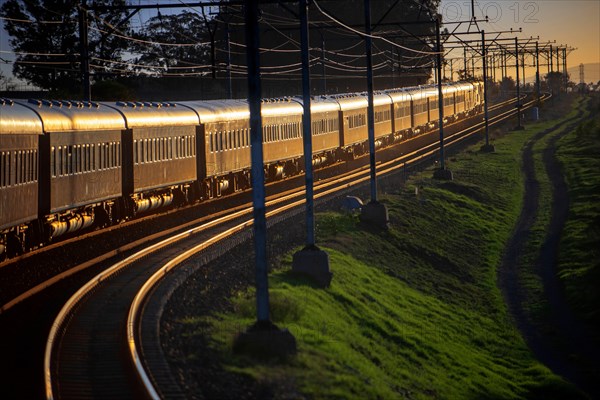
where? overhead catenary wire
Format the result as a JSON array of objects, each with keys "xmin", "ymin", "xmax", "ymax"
[{"xmin": 312, "ymin": 0, "xmax": 441, "ymax": 55}]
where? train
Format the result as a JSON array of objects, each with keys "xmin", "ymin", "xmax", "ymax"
[{"xmin": 0, "ymin": 81, "xmax": 483, "ymax": 259}]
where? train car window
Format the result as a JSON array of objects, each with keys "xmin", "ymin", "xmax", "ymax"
[
  {"xmin": 61, "ymin": 146, "xmax": 66, "ymax": 175},
  {"xmin": 50, "ymin": 147, "xmax": 56, "ymax": 177},
  {"xmin": 1, "ymin": 152, "xmax": 5, "ymax": 186},
  {"xmin": 6, "ymin": 152, "xmax": 11, "ymax": 186},
  {"xmin": 133, "ymin": 140, "xmax": 138, "ymax": 164},
  {"xmin": 72, "ymin": 145, "xmax": 78, "ymax": 174},
  {"xmin": 218, "ymin": 132, "xmax": 223, "ymax": 152},
  {"xmin": 78, "ymin": 145, "xmax": 83, "ymax": 173},
  {"xmin": 27, "ymin": 151, "xmax": 31, "ymax": 182},
  {"xmin": 91, "ymin": 144, "xmax": 95, "ymax": 171},
  {"xmin": 26, "ymin": 151, "xmax": 31, "ymax": 182},
  {"xmin": 106, "ymin": 143, "xmax": 110, "ymax": 169},
  {"xmin": 33, "ymin": 150, "xmax": 37, "ymax": 181},
  {"xmin": 15, "ymin": 152, "xmax": 19, "ymax": 184}
]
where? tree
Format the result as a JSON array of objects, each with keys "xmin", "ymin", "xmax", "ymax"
[
  {"xmin": 544, "ymin": 71, "xmax": 568, "ymax": 94},
  {"xmin": 0, "ymin": 70, "xmax": 17, "ymax": 91},
  {"xmin": 0, "ymin": 0, "xmax": 130, "ymax": 95},
  {"xmin": 129, "ymin": 11, "xmax": 210, "ymax": 76}
]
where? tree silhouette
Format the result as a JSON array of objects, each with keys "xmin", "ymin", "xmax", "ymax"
[
  {"xmin": 129, "ymin": 11, "xmax": 210, "ymax": 76},
  {"xmin": 0, "ymin": 0, "xmax": 130, "ymax": 95}
]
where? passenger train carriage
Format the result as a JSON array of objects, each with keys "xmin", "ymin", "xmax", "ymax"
[{"xmin": 0, "ymin": 81, "xmax": 483, "ymax": 259}]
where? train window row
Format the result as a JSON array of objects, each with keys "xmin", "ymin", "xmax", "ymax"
[
  {"xmin": 444, "ymin": 95, "xmax": 454, "ymax": 107},
  {"xmin": 429, "ymin": 97, "xmax": 439, "ymax": 110},
  {"xmin": 311, "ymin": 118, "xmax": 339, "ymax": 136},
  {"xmin": 263, "ymin": 122, "xmax": 302, "ymax": 143},
  {"xmin": 0, "ymin": 150, "xmax": 38, "ymax": 188},
  {"xmin": 413, "ymin": 101, "xmax": 427, "ymax": 114},
  {"xmin": 395, "ymin": 103, "xmax": 411, "ymax": 118},
  {"xmin": 348, "ymin": 113, "xmax": 367, "ymax": 129},
  {"xmin": 51, "ymin": 143, "xmax": 120, "ymax": 177},
  {"xmin": 209, "ymin": 129, "xmax": 250, "ymax": 153},
  {"xmin": 374, "ymin": 109, "xmax": 391, "ymax": 123},
  {"xmin": 134, "ymin": 136, "xmax": 195, "ymax": 165}
]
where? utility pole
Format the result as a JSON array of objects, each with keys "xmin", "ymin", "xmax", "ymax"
[
  {"xmin": 433, "ymin": 17, "xmax": 452, "ymax": 180},
  {"xmin": 234, "ymin": 0, "xmax": 296, "ymax": 358},
  {"xmin": 480, "ymin": 30, "xmax": 493, "ymax": 152},
  {"xmin": 514, "ymin": 37, "xmax": 524, "ymax": 130},
  {"xmin": 78, "ymin": 0, "xmax": 91, "ymax": 101},
  {"xmin": 359, "ymin": 0, "xmax": 389, "ymax": 228},
  {"xmin": 535, "ymin": 41, "xmax": 541, "ymax": 101},
  {"xmin": 292, "ymin": 0, "xmax": 332, "ymax": 287},
  {"xmin": 225, "ymin": 18, "xmax": 232, "ymax": 99}
]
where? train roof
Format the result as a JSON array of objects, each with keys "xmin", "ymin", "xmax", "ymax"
[
  {"xmin": 180, "ymin": 98, "xmax": 305, "ymax": 123},
  {"xmin": 292, "ymin": 96, "xmax": 341, "ymax": 113},
  {"xmin": 104, "ymin": 101, "xmax": 198, "ymax": 128},
  {"xmin": 0, "ymin": 98, "xmax": 43, "ymax": 135},
  {"xmin": 14, "ymin": 99, "xmax": 126, "ymax": 132},
  {"xmin": 179, "ymin": 99, "xmax": 249, "ymax": 123}
]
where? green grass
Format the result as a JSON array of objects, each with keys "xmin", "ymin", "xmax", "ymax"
[
  {"xmin": 556, "ymin": 98, "xmax": 600, "ymax": 335},
  {"xmin": 177, "ymin": 96, "xmax": 592, "ymax": 399},
  {"xmin": 515, "ymin": 96, "xmax": 588, "ymax": 324}
]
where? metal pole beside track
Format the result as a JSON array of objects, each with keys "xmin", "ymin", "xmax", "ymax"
[
  {"xmin": 364, "ymin": 0, "xmax": 377, "ymax": 203},
  {"xmin": 435, "ymin": 18, "xmax": 446, "ymax": 173},
  {"xmin": 78, "ymin": 0, "xmax": 91, "ymax": 101},
  {"xmin": 482, "ymin": 30, "xmax": 490, "ymax": 146},
  {"xmin": 536, "ymin": 41, "xmax": 541, "ymax": 102},
  {"xmin": 300, "ymin": 0, "xmax": 315, "ymax": 247},
  {"xmin": 245, "ymin": 0, "xmax": 270, "ymax": 324},
  {"xmin": 515, "ymin": 37, "xmax": 523, "ymax": 130}
]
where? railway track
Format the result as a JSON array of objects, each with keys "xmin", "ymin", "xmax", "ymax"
[{"xmin": 0, "ymin": 94, "xmax": 540, "ymax": 399}]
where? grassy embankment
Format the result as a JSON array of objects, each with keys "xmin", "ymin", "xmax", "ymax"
[
  {"xmin": 512, "ymin": 95, "xmax": 592, "ymax": 326},
  {"xmin": 556, "ymin": 98, "xmax": 600, "ymax": 335},
  {"xmin": 181, "ymin": 96, "xmax": 591, "ymax": 399}
]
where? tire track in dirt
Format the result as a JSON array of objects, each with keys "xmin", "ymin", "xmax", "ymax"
[{"xmin": 498, "ymin": 108, "xmax": 600, "ymax": 398}]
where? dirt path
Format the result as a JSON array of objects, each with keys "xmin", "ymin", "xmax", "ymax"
[{"xmin": 498, "ymin": 109, "xmax": 600, "ymax": 398}]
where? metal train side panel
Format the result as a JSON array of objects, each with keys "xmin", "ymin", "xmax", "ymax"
[
  {"xmin": 261, "ymin": 100, "xmax": 304, "ymax": 164},
  {"xmin": 131, "ymin": 126, "xmax": 197, "ymax": 193},
  {"xmin": 0, "ymin": 136, "xmax": 40, "ymax": 229},
  {"xmin": 0, "ymin": 100, "xmax": 42, "ymax": 230},
  {"xmin": 16, "ymin": 100, "xmax": 127, "ymax": 214},
  {"xmin": 180, "ymin": 100, "xmax": 251, "ymax": 178},
  {"xmin": 293, "ymin": 97, "xmax": 341, "ymax": 155},
  {"xmin": 0, "ymin": 135, "xmax": 39, "ymax": 229},
  {"xmin": 49, "ymin": 130, "xmax": 123, "ymax": 213},
  {"xmin": 334, "ymin": 96, "xmax": 369, "ymax": 147},
  {"xmin": 107, "ymin": 102, "xmax": 201, "ymax": 193},
  {"xmin": 373, "ymin": 94, "xmax": 393, "ymax": 139},
  {"xmin": 386, "ymin": 91, "xmax": 413, "ymax": 132}
]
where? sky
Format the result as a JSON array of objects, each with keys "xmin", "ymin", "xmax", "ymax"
[
  {"xmin": 439, "ymin": 0, "xmax": 600, "ymax": 82},
  {"xmin": 1, "ymin": 0, "xmax": 599, "ymax": 89}
]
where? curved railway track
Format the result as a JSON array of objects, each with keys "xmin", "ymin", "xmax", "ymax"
[{"xmin": 0, "ymin": 94, "xmax": 543, "ymax": 399}]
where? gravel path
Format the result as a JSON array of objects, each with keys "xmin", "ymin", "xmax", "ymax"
[{"xmin": 497, "ymin": 109, "xmax": 600, "ymax": 398}]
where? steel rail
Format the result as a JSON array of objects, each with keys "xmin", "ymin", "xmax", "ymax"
[
  {"xmin": 128, "ymin": 92, "xmax": 548, "ymax": 399},
  {"xmin": 44, "ymin": 93, "xmax": 540, "ymax": 399}
]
